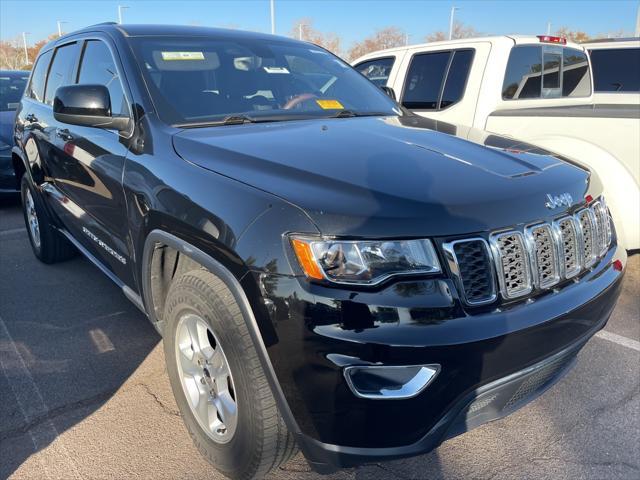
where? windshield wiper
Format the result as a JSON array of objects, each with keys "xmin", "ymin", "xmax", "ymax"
[
  {"xmin": 175, "ymin": 115, "xmax": 256, "ymax": 128},
  {"xmin": 329, "ymin": 110, "xmax": 395, "ymax": 118}
]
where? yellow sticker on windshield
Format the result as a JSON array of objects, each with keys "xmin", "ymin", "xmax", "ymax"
[
  {"xmin": 316, "ymin": 99, "xmax": 344, "ymax": 110},
  {"xmin": 161, "ymin": 51, "xmax": 205, "ymax": 61}
]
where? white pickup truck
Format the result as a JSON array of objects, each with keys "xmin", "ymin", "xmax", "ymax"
[{"xmin": 353, "ymin": 35, "xmax": 640, "ymax": 250}]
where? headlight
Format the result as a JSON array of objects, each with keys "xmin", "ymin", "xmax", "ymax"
[{"xmin": 290, "ymin": 236, "xmax": 441, "ymax": 285}]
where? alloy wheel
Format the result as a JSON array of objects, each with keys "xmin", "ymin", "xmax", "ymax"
[{"xmin": 175, "ymin": 313, "xmax": 238, "ymax": 443}]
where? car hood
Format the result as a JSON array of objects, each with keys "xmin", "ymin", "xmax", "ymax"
[{"xmin": 173, "ymin": 115, "xmax": 596, "ymax": 237}]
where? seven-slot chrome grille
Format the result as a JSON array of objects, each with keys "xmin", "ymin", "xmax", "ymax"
[{"xmin": 446, "ymin": 197, "xmax": 612, "ymax": 305}]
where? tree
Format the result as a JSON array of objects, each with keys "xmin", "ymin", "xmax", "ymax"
[
  {"xmin": 554, "ymin": 27, "xmax": 590, "ymax": 43},
  {"xmin": 425, "ymin": 21, "xmax": 479, "ymax": 42},
  {"xmin": 0, "ymin": 38, "xmax": 24, "ymax": 70},
  {"xmin": 0, "ymin": 33, "xmax": 57, "ymax": 70},
  {"xmin": 347, "ymin": 26, "xmax": 406, "ymax": 61},
  {"xmin": 290, "ymin": 18, "xmax": 342, "ymax": 55}
]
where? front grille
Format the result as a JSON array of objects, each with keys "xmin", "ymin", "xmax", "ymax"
[
  {"xmin": 577, "ymin": 209, "xmax": 597, "ymax": 267},
  {"xmin": 492, "ymin": 232, "xmax": 532, "ymax": 299},
  {"xmin": 527, "ymin": 224, "xmax": 560, "ymax": 288},
  {"xmin": 554, "ymin": 217, "xmax": 581, "ymax": 279},
  {"xmin": 451, "ymin": 240, "xmax": 496, "ymax": 304},
  {"xmin": 592, "ymin": 200, "xmax": 611, "ymax": 256},
  {"xmin": 446, "ymin": 196, "xmax": 611, "ymax": 306}
]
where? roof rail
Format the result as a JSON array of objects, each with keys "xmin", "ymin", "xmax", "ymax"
[{"xmin": 87, "ymin": 21, "xmax": 119, "ymax": 27}]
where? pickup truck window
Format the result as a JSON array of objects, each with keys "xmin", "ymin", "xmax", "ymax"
[
  {"xmin": 402, "ymin": 49, "xmax": 473, "ymax": 110},
  {"xmin": 354, "ymin": 57, "xmax": 395, "ymax": 87},
  {"xmin": 27, "ymin": 49, "xmax": 53, "ymax": 103},
  {"xmin": 589, "ymin": 48, "xmax": 640, "ymax": 92},
  {"xmin": 44, "ymin": 42, "xmax": 80, "ymax": 106},
  {"xmin": 129, "ymin": 37, "xmax": 399, "ymax": 125},
  {"xmin": 441, "ymin": 50, "xmax": 474, "ymax": 108},
  {"xmin": 503, "ymin": 45, "xmax": 590, "ymax": 100},
  {"xmin": 78, "ymin": 40, "xmax": 129, "ymax": 116},
  {"xmin": 402, "ymin": 51, "xmax": 449, "ymax": 110}
]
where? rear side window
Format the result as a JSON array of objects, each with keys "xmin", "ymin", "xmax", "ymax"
[
  {"xmin": 78, "ymin": 40, "xmax": 128, "ymax": 116},
  {"xmin": 355, "ymin": 57, "xmax": 395, "ymax": 87},
  {"xmin": 590, "ymin": 48, "xmax": 640, "ymax": 92},
  {"xmin": 44, "ymin": 42, "xmax": 80, "ymax": 105},
  {"xmin": 402, "ymin": 49, "xmax": 473, "ymax": 110},
  {"xmin": 503, "ymin": 45, "xmax": 591, "ymax": 99},
  {"xmin": 441, "ymin": 50, "xmax": 474, "ymax": 108},
  {"xmin": 502, "ymin": 46, "xmax": 542, "ymax": 99},
  {"xmin": 402, "ymin": 52, "xmax": 449, "ymax": 109},
  {"xmin": 27, "ymin": 49, "xmax": 53, "ymax": 102},
  {"xmin": 562, "ymin": 48, "xmax": 590, "ymax": 97}
]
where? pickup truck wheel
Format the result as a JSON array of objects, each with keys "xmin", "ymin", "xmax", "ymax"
[
  {"xmin": 163, "ymin": 269, "xmax": 297, "ymax": 480},
  {"xmin": 20, "ymin": 176, "xmax": 76, "ymax": 264}
]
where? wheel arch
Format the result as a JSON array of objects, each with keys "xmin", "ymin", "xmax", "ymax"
[{"xmin": 140, "ymin": 228, "xmax": 305, "ymax": 444}]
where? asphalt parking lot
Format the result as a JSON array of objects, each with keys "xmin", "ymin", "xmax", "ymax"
[{"xmin": 1, "ymin": 195, "xmax": 638, "ymax": 480}]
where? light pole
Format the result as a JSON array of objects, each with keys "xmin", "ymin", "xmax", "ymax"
[
  {"xmin": 448, "ymin": 6, "xmax": 460, "ymax": 40},
  {"xmin": 57, "ymin": 20, "xmax": 68, "ymax": 37},
  {"xmin": 298, "ymin": 23, "xmax": 307, "ymax": 40},
  {"xmin": 118, "ymin": 5, "xmax": 129, "ymax": 24},
  {"xmin": 22, "ymin": 32, "xmax": 30, "ymax": 65},
  {"xmin": 270, "ymin": 0, "xmax": 275, "ymax": 34},
  {"xmin": 405, "ymin": 33, "xmax": 411, "ymax": 46}
]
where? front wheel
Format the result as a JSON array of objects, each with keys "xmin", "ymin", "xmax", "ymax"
[
  {"xmin": 20, "ymin": 175, "xmax": 75, "ymax": 263},
  {"xmin": 163, "ymin": 269, "xmax": 297, "ymax": 479}
]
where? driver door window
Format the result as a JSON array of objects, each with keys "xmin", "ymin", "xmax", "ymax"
[{"xmin": 77, "ymin": 40, "xmax": 128, "ymax": 116}]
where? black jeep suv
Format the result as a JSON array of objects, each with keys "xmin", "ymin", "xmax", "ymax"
[{"xmin": 13, "ymin": 24, "xmax": 625, "ymax": 479}]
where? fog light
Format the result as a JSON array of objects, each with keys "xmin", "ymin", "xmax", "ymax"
[{"xmin": 344, "ymin": 364, "xmax": 440, "ymax": 400}]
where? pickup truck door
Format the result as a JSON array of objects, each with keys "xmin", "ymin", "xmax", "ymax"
[
  {"xmin": 44, "ymin": 38, "xmax": 136, "ymax": 287},
  {"xmin": 393, "ymin": 42, "xmax": 491, "ymax": 127}
]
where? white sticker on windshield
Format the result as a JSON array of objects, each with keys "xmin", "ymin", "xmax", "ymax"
[
  {"xmin": 161, "ymin": 51, "xmax": 205, "ymax": 61},
  {"xmin": 263, "ymin": 66, "xmax": 290, "ymax": 74}
]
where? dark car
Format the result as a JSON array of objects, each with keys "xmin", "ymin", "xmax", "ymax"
[
  {"xmin": 0, "ymin": 70, "xmax": 29, "ymax": 192},
  {"xmin": 13, "ymin": 24, "xmax": 625, "ymax": 479}
]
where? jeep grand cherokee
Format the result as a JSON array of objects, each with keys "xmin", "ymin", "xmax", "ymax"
[{"xmin": 13, "ymin": 24, "xmax": 625, "ymax": 479}]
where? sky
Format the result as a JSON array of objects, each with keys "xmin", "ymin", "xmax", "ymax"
[{"xmin": 1, "ymin": 0, "xmax": 638, "ymax": 50}]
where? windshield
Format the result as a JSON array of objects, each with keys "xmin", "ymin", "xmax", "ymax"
[
  {"xmin": 0, "ymin": 73, "xmax": 29, "ymax": 112},
  {"xmin": 129, "ymin": 36, "xmax": 400, "ymax": 126}
]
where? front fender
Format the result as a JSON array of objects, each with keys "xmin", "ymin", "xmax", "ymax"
[{"xmin": 524, "ymin": 135, "xmax": 639, "ymax": 251}]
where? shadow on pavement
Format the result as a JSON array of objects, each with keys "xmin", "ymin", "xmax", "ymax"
[{"xmin": 0, "ymin": 201, "xmax": 160, "ymax": 479}]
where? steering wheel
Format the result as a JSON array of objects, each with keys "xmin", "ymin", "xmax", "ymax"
[{"xmin": 283, "ymin": 93, "xmax": 318, "ymax": 110}]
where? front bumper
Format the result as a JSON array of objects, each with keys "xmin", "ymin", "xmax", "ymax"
[{"xmin": 244, "ymin": 244, "xmax": 625, "ymax": 471}]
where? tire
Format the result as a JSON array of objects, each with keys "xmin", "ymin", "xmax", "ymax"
[
  {"xmin": 163, "ymin": 268, "xmax": 297, "ymax": 480},
  {"xmin": 20, "ymin": 175, "xmax": 76, "ymax": 264}
]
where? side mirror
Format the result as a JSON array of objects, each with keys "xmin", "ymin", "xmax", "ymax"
[
  {"xmin": 380, "ymin": 86, "xmax": 396, "ymax": 101},
  {"xmin": 53, "ymin": 84, "xmax": 130, "ymax": 132}
]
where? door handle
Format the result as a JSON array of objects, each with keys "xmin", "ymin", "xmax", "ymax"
[
  {"xmin": 25, "ymin": 113, "xmax": 38, "ymax": 123},
  {"xmin": 56, "ymin": 128, "xmax": 73, "ymax": 141}
]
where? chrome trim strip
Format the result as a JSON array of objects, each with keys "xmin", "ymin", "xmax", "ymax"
[
  {"xmin": 551, "ymin": 216, "xmax": 583, "ymax": 280},
  {"xmin": 524, "ymin": 222, "xmax": 561, "ymax": 289},
  {"xmin": 575, "ymin": 208, "xmax": 598, "ymax": 268},
  {"xmin": 489, "ymin": 230, "xmax": 533, "ymax": 300},
  {"xmin": 442, "ymin": 238, "xmax": 497, "ymax": 306},
  {"xmin": 343, "ymin": 364, "xmax": 441, "ymax": 400}
]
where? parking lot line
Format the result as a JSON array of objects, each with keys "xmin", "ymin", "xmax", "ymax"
[
  {"xmin": 0, "ymin": 314, "xmax": 82, "ymax": 480},
  {"xmin": 0, "ymin": 227, "xmax": 26, "ymax": 236},
  {"xmin": 595, "ymin": 330, "xmax": 640, "ymax": 352}
]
